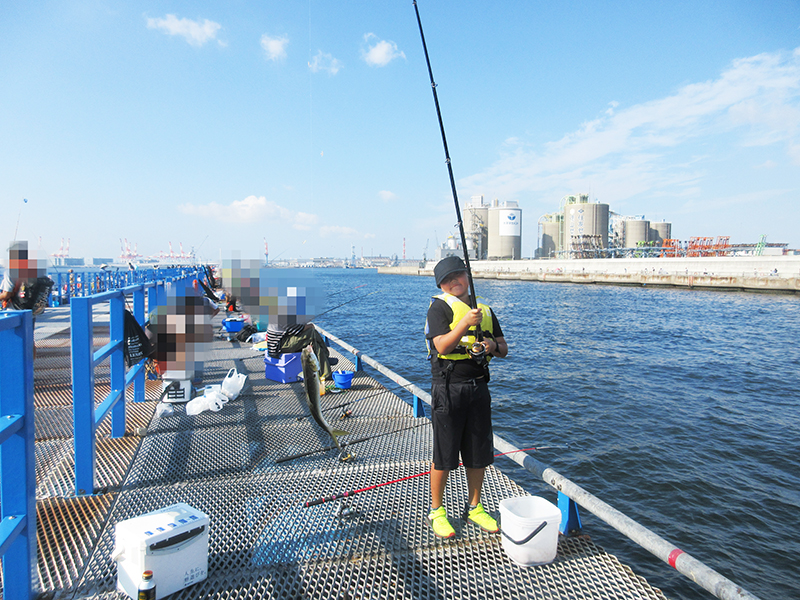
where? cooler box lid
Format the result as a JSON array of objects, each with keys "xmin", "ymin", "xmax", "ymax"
[{"xmin": 115, "ymin": 503, "xmax": 208, "ymax": 552}]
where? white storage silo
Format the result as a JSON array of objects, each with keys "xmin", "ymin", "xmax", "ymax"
[
  {"xmin": 563, "ymin": 201, "xmax": 609, "ymax": 254},
  {"xmin": 466, "ymin": 195, "xmax": 489, "ymax": 260},
  {"xmin": 487, "ymin": 200, "xmax": 522, "ymax": 260},
  {"xmin": 650, "ymin": 222, "xmax": 672, "ymax": 246},
  {"xmin": 540, "ymin": 218, "xmax": 560, "ymax": 258},
  {"xmin": 624, "ymin": 220, "xmax": 650, "ymax": 247}
]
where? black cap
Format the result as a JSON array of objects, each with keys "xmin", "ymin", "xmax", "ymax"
[{"xmin": 434, "ymin": 256, "xmax": 467, "ymax": 288}]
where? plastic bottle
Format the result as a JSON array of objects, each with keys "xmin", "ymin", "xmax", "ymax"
[{"xmin": 138, "ymin": 570, "xmax": 156, "ymax": 600}]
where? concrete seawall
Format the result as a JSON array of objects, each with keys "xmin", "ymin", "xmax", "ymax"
[{"xmin": 378, "ymin": 256, "xmax": 800, "ymax": 294}]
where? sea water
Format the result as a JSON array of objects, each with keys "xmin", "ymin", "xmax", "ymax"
[{"xmin": 314, "ymin": 268, "xmax": 798, "ymax": 600}]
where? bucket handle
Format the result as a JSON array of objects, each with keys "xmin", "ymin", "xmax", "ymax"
[{"xmin": 500, "ymin": 520, "xmax": 548, "ymax": 546}]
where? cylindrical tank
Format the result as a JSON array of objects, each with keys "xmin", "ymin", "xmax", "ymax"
[
  {"xmin": 650, "ymin": 222, "xmax": 672, "ymax": 246},
  {"xmin": 624, "ymin": 220, "xmax": 650, "ymax": 247},
  {"xmin": 563, "ymin": 202, "xmax": 609, "ymax": 253},
  {"xmin": 540, "ymin": 221, "xmax": 559, "ymax": 258},
  {"xmin": 466, "ymin": 205, "xmax": 489, "ymax": 260},
  {"xmin": 488, "ymin": 202, "xmax": 522, "ymax": 259}
]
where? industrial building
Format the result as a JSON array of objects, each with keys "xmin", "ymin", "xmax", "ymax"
[
  {"xmin": 433, "ymin": 192, "xmax": 785, "ymax": 263},
  {"xmin": 435, "ymin": 195, "xmax": 523, "ymax": 261},
  {"xmin": 539, "ymin": 194, "xmax": 673, "ymax": 258}
]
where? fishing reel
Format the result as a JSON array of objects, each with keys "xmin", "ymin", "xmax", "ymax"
[
  {"xmin": 338, "ymin": 449, "xmax": 356, "ymax": 463},
  {"xmin": 468, "ymin": 341, "xmax": 488, "ymax": 367},
  {"xmin": 336, "ymin": 501, "xmax": 355, "ymax": 520}
]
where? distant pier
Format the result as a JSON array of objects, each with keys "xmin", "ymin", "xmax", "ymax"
[{"xmin": 380, "ymin": 256, "xmax": 800, "ymax": 294}]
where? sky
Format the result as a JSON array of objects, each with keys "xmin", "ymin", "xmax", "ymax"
[{"xmin": 2, "ymin": 1, "xmax": 800, "ymax": 262}]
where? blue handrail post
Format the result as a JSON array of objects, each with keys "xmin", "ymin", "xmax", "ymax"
[
  {"xmin": 132, "ymin": 287, "xmax": 147, "ymax": 403},
  {"xmin": 147, "ymin": 284, "xmax": 158, "ymax": 318},
  {"xmin": 412, "ymin": 394, "xmax": 426, "ymax": 418},
  {"xmin": 354, "ymin": 352, "xmax": 363, "ymax": 372},
  {"xmin": 0, "ymin": 311, "xmax": 37, "ymax": 600},
  {"xmin": 109, "ymin": 294, "xmax": 126, "ymax": 437},
  {"xmin": 71, "ymin": 296, "xmax": 96, "ymax": 495},
  {"xmin": 558, "ymin": 490, "xmax": 583, "ymax": 534}
]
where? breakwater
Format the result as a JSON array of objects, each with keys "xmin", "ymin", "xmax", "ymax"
[{"xmin": 379, "ymin": 256, "xmax": 800, "ymax": 294}]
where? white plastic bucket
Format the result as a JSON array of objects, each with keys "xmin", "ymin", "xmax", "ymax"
[{"xmin": 499, "ymin": 496, "xmax": 561, "ymax": 566}]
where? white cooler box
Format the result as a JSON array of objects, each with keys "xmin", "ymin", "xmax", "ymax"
[
  {"xmin": 161, "ymin": 369, "xmax": 193, "ymax": 404},
  {"xmin": 114, "ymin": 503, "xmax": 209, "ymax": 599}
]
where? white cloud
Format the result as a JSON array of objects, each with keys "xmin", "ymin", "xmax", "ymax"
[
  {"xmin": 146, "ymin": 14, "xmax": 223, "ymax": 47},
  {"xmin": 361, "ymin": 33, "xmax": 405, "ymax": 67},
  {"xmin": 179, "ymin": 195, "xmax": 316, "ymax": 230},
  {"xmin": 461, "ymin": 47, "xmax": 800, "ymax": 204},
  {"xmin": 378, "ymin": 190, "xmax": 397, "ymax": 202},
  {"xmin": 261, "ymin": 34, "xmax": 289, "ymax": 61},
  {"xmin": 309, "ymin": 51, "xmax": 342, "ymax": 75},
  {"xmin": 293, "ymin": 212, "xmax": 319, "ymax": 231}
]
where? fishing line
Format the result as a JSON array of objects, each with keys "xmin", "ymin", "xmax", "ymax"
[
  {"xmin": 310, "ymin": 289, "xmax": 381, "ymax": 322},
  {"xmin": 302, "ymin": 446, "xmax": 550, "ymax": 507},
  {"xmin": 327, "ymin": 284, "xmax": 368, "ymax": 299},
  {"xmin": 13, "ymin": 198, "xmax": 27, "ymax": 241}
]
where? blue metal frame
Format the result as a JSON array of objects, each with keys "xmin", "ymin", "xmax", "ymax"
[
  {"xmin": 0, "ymin": 311, "xmax": 37, "ymax": 600},
  {"xmin": 558, "ymin": 490, "xmax": 583, "ymax": 534},
  {"xmin": 51, "ymin": 266, "xmax": 198, "ymax": 306},
  {"xmin": 71, "ymin": 271, "xmax": 199, "ymax": 495}
]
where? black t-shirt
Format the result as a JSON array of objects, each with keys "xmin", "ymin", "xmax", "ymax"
[{"xmin": 426, "ymin": 297, "xmax": 504, "ymax": 383}]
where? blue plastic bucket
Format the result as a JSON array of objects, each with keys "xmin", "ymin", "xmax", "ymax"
[
  {"xmin": 222, "ymin": 318, "xmax": 244, "ymax": 333},
  {"xmin": 332, "ymin": 370, "xmax": 354, "ymax": 389}
]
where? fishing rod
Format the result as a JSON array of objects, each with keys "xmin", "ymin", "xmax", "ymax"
[
  {"xmin": 319, "ymin": 396, "xmax": 365, "ymax": 414},
  {"xmin": 413, "ymin": 3, "xmax": 476, "ymax": 309},
  {"xmin": 317, "ymin": 379, "xmax": 428, "ymax": 416},
  {"xmin": 413, "ymin": 1, "xmax": 486, "ymax": 361},
  {"xmin": 302, "ymin": 446, "xmax": 549, "ymax": 507},
  {"xmin": 275, "ymin": 420, "xmax": 429, "ymax": 464}
]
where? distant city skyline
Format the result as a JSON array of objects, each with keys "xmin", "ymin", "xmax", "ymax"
[{"xmin": 3, "ymin": 1, "xmax": 799, "ymax": 262}]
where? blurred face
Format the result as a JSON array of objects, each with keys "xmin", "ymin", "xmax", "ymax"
[
  {"xmin": 439, "ymin": 270, "xmax": 468, "ymax": 299},
  {"xmin": 6, "ymin": 241, "xmax": 44, "ymax": 281},
  {"xmin": 219, "ymin": 259, "xmax": 323, "ymax": 330}
]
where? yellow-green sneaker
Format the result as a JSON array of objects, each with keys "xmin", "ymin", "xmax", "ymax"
[
  {"xmin": 427, "ymin": 506, "xmax": 456, "ymax": 539},
  {"xmin": 465, "ymin": 503, "xmax": 499, "ymax": 533}
]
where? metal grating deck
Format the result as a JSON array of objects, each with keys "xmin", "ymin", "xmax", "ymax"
[{"xmin": 13, "ymin": 312, "xmax": 669, "ymax": 600}]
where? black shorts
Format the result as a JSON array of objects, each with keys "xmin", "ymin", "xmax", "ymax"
[{"xmin": 431, "ymin": 378, "xmax": 494, "ymax": 470}]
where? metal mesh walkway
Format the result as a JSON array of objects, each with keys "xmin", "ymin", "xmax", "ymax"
[{"xmin": 13, "ymin": 315, "xmax": 669, "ymax": 600}]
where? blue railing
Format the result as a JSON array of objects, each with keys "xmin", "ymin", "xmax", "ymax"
[
  {"xmin": 0, "ymin": 310, "xmax": 37, "ymax": 600},
  {"xmin": 51, "ymin": 266, "xmax": 199, "ymax": 306},
  {"xmin": 70, "ymin": 270, "xmax": 199, "ymax": 495}
]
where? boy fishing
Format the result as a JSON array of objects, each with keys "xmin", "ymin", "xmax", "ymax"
[{"xmin": 425, "ymin": 256, "xmax": 508, "ymax": 538}]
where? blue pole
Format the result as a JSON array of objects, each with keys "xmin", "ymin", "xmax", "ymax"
[
  {"xmin": 71, "ymin": 296, "xmax": 96, "ymax": 495},
  {"xmin": 133, "ymin": 286, "xmax": 146, "ymax": 403},
  {"xmin": 109, "ymin": 294, "xmax": 126, "ymax": 437},
  {"xmin": 0, "ymin": 311, "xmax": 37, "ymax": 599}
]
